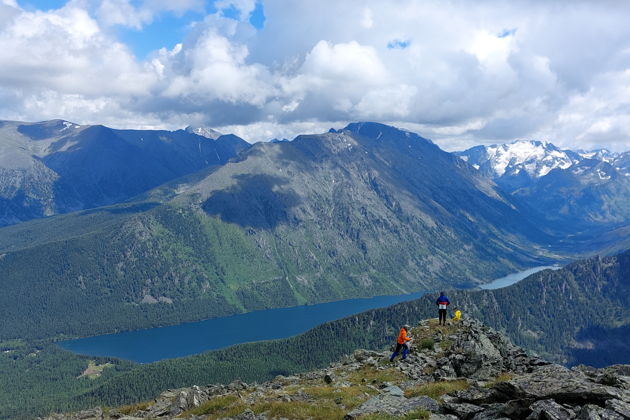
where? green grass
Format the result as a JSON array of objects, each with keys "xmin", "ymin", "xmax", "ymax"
[
  {"xmin": 252, "ymin": 400, "xmax": 347, "ymax": 420},
  {"xmin": 361, "ymin": 409, "xmax": 430, "ymax": 420},
  {"xmin": 300, "ymin": 384, "xmax": 375, "ymax": 409},
  {"xmin": 117, "ymin": 400, "xmax": 152, "ymax": 415},
  {"xmin": 347, "ymin": 366, "xmax": 407, "ymax": 386},
  {"xmin": 419, "ymin": 339, "xmax": 434, "ymax": 350},
  {"xmin": 483, "ymin": 372, "xmax": 514, "ymax": 388},
  {"xmin": 79, "ymin": 361, "xmax": 114, "ymax": 379},
  {"xmin": 181, "ymin": 394, "xmax": 244, "ymax": 418},
  {"xmin": 439, "ymin": 339, "xmax": 454, "ymax": 351},
  {"xmin": 404, "ymin": 380, "xmax": 469, "ymax": 401}
]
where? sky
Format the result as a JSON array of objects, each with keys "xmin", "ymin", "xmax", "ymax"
[{"xmin": 1, "ymin": 0, "xmax": 630, "ymax": 151}]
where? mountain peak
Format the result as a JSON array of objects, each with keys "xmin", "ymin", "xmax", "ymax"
[
  {"xmin": 458, "ymin": 139, "xmax": 576, "ymax": 178},
  {"xmin": 185, "ymin": 126, "xmax": 223, "ymax": 140},
  {"xmin": 343, "ymin": 121, "xmax": 411, "ymax": 140}
]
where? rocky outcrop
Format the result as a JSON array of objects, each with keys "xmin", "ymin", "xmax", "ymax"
[{"xmin": 41, "ymin": 319, "xmax": 630, "ymax": 420}]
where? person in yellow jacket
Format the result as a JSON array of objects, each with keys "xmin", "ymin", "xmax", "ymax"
[
  {"xmin": 453, "ymin": 308, "xmax": 461, "ymax": 321},
  {"xmin": 390, "ymin": 324, "xmax": 412, "ymax": 361}
]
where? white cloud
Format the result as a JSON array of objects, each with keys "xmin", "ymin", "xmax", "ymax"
[
  {"xmin": 158, "ymin": 25, "xmax": 274, "ymax": 106},
  {"xmin": 95, "ymin": 0, "xmax": 204, "ymax": 28},
  {"xmin": 361, "ymin": 7, "xmax": 373, "ymax": 29},
  {"xmin": 96, "ymin": 0, "xmax": 150, "ymax": 29},
  {"xmin": 215, "ymin": 0, "xmax": 257, "ymax": 20},
  {"xmin": 1, "ymin": 0, "xmax": 630, "ymax": 152},
  {"xmin": 301, "ymin": 40, "xmax": 388, "ymax": 85}
]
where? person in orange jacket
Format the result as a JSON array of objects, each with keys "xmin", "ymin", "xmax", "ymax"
[{"xmin": 390, "ymin": 324, "xmax": 412, "ymax": 361}]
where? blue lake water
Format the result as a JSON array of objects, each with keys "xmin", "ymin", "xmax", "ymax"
[
  {"xmin": 479, "ymin": 265, "xmax": 561, "ymax": 290},
  {"xmin": 59, "ymin": 265, "xmax": 559, "ymax": 363},
  {"xmin": 59, "ymin": 291, "xmax": 425, "ymax": 363}
]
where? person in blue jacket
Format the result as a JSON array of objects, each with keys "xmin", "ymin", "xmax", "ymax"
[{"xmin": 436, "ymin": 292, "xmax": 450, "ymax": 326}]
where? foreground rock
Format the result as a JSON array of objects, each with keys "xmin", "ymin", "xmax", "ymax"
[{"xmin": 41, "ymin": 319, "xmax": 630, "ymax": 420}]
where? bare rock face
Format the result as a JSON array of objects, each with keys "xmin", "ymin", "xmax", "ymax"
[{"xmin": 40, "ymin": 318, "xmax": 630, "ymax": 420}]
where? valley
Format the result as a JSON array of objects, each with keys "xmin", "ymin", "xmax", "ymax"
[{"xmin": 0, "ymin": 121, "xmax": 628, "ymax": 420}]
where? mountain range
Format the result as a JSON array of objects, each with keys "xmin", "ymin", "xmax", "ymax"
[
  {"xmin": 457, "ymin": 140, "xmax": 630, "ymax": 226},
  {"xmin": 0, "ymin": 122, "xmax": 559, "ymax": 341},
  {"xmin": 1, "ymin": 122, "xmax": 630, "ymax": 342},
  {"xmin": 0, "ymin": 119, "xmax": 249, "ymax": 226},
  {"xmin": 1, "ymin": 118, "xmax": 630, "ymax": 419}
]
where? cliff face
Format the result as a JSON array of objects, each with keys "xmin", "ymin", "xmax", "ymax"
[{"xmin": 42, "ymin": 319, "xmax": 630, "ymax": 420}]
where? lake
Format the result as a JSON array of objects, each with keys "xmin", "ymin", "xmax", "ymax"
[
  {"xmin": 58, "ymin": 291, "xmax": 425, "ymax": 363},
  {"xmin": 59, "ymin": 265, "xmax": 557, "ymax": 363},
  {"xmin": 478, "ymin": 265, "xmax": 560, "ymax": 290}
]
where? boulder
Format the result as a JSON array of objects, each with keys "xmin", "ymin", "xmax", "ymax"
[
  {"xmin": 605, "ymin": 399, "xmax": 630, "ymax": 418},
  {"xmin": 576, "ymin": 404, "xmax": 624, "ymax": 419},
  {"xmin": 526, "ymin": 399, "xmax": 575, "ymax": 419},
  {"xmin": 442, "ymin": 402, "xmax": 485, "ymax": 418},
  {"xmin": 382, "ymin": 385, "xmax": 405, "ymax": 397},
  {"xmin": 345, "ymin": 394, "xmax": 439, "ymax": 418},
  {"xmin": 75, "ymin": 408, "xmax": 103, "ymax": 420},
  {"xmin": 494, "ymin": 365, "xmax": 630, "ymax": 405},
  {"xmin": 454, "ymin": 386, "xmax": 496, "ymax": 405},
  {"xmin": 470, "ymin": 403, "xmax": 511, "ymax": 420},
  {"xmin": 234, "ymin": 409, "xmax": 258, "ymax": 420}
]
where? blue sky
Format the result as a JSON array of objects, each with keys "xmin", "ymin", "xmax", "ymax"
[
  {"xmin": 17, "ymin": 0, "xmax": 266, "ymax": 58},
  {"xmin": 2, "ymin": 0, "xmax": 630, "ymax": 151}
]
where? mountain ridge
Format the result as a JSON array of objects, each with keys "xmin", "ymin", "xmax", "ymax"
[
  {"xmin": 41, "ymin": 318, "xmax": 630, "ymax": 420},
  {"xmin": 0, "ymin": 122, "xmax": 559, "ymax": 341},
  {"xmin": 0, "ymin": 119, "xmax": 250, "ymax": 226},
  {"xmin": 457, "ymin": 139, "xmax": 630, "ymax": 226}
]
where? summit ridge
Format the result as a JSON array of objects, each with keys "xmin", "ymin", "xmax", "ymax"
[{"xmin": 43, "ymin": 319, "xmax": 630, "ymax": 420}]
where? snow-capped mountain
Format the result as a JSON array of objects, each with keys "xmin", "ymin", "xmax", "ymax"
[
  {"xmin": 576, "ymin": 148, "xmax": 619, "ymax": 163},
  {"xmin": 456, "ymin": 140, "xmax": 578, "ymax": 180},
  {"xmin": 457, "ymin": 140, "xmax": 630, "ymax": 225}
]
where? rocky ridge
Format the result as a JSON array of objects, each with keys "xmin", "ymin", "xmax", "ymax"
[{"xmin": 42, "ymin": 319, "xmax": 630, "ymax": 420}]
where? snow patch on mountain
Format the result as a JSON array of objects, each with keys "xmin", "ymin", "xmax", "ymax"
[
  {"xmin": 577, "ymin": 149, "xmax": 619, "ymax": 163},
  {"xmin": 185, "ymin": 126, "xmax": 222, "ymax": 140},
  {"xmin": 457, "ymin": 140, "xmax": 577, "ymax": 179}
]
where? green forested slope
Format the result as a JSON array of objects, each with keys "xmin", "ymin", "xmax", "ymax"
[
  {"xmin": 0, "ymin": 123, "xmax": 558, "ymax": 341},
  {"xmin": 444, "ymin": 251, "xmax": 630, "ymax": 361},
  {"xmin": 2, "ymin": 250, "xmax": 628, "ymax": 419},
  {"xmin": 80, "ymin": 251, "xmax": 629, "ymax": 410}
]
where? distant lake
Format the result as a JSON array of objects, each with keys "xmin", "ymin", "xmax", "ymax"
[
  {"xmin": 479, "ymin": 265, "xmax": 561, "ymax": 290},
  {"xmin": 59, "ymin": 266, "xmax": 558, "ymax": 363},
  {"xmin": 59, "ymin": 291, "xmax": 426, "ymax": 363}
]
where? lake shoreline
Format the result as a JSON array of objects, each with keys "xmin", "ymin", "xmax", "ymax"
[{"xmin": 59, "ymin": 265, "xmax": 560, "ymax": 363}]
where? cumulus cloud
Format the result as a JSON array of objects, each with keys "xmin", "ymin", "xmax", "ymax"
[
  {"xmin": 95, "ymin": 0, "xmax": 204, "ymax": 28},
  {"xmin": 1, "ymin": 0, "xmax": 630, "ymax": 150}
]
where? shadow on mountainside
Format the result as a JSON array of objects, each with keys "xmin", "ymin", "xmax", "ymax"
[
  {"xmin": 569, "ymin": 324, "xmax": 630, "ymax": 368},
  {"xmin": 202, "ymin": 174, "xmax": 301, "ymax": 229}
]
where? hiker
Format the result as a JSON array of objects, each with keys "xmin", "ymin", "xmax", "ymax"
[
  {"xmin": 390, "ymin": 324, "xmax": 412, "ymax": 361},
  {"xmin": 436, "ymin": 292, "xmax": 450, "ymax": 325},
  {"xmin": 453, "ymin": 307, "xmax": 461, "ymax": 321}
]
